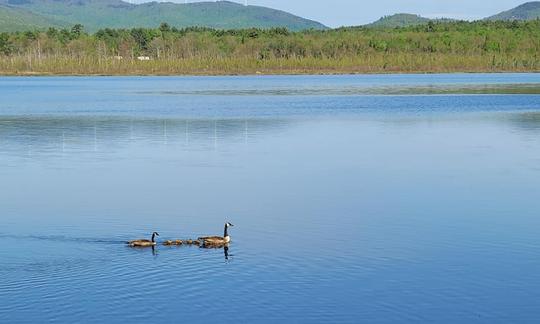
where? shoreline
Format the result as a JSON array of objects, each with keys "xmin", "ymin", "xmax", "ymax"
[
  {"xmin": 1, "ymin": 69, "xmax": 539, "ymax": 77},
  {"xmin": 2, "ymin": 20, "xmax": 539, "ymax": 77}
]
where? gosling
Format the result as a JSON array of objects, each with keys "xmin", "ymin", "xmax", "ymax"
[
  {"xmin": 184, "ymin": 239, "xmax": 200, "ymax": 246},
  {"xmin": 163, "ymin": 240, "xmax": 183, "ymax": 246}
]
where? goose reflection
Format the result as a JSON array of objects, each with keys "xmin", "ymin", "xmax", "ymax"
[{"xmin": 199, "ymin": 243, "xmax": 231, "ymax": 261}]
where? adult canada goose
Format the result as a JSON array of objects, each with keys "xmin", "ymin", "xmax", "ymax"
[
  {"xmin": 127, "ymin": 232, "xmax": 159, "ymax": 247},
  {"xmin": 199, "ymin": 222, "xmax": 234, "ymax": 246}
]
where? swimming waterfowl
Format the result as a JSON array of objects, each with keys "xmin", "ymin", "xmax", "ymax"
[
  {"xmin": 163, "ymin": 239, "xmax": 183, "ymax": 246},
  {"xmin": 185, "ymin": 239, "xmax": 200, "ymax": 245},
  {"xmin": 127, "ymin": 232, "xmax": 159, "ymax": 247},
  {"xmin": 199, "ymin": 222, "xmax": 234, "ymax": 246}
]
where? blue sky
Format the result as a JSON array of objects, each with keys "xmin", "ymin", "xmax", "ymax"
[{"xmin": 139, "ymin": 1, "xmax": 530, "ymax": 27}]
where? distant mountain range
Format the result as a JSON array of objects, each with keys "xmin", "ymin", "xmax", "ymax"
[
  {"xmin": 0, "ymin": 4, "xmax": 66, "ymax": 31},
  {"xmin": 0, "ymin": 0, "xmax": 327, "ymax": 32},
  {"xmin": 1, "ymin": 1, "xmax": 540, "ymax": 32},
  {"xmin": 486, "ymin": 1, "xmax": 540, "ymax": 20},
  {"xmin": 367, "ymin": 2, "xmax": 540, "ymax": 28}
]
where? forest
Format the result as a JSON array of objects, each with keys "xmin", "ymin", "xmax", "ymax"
[{"xmin": 1, "ymin": 20, "xmax": 539, "ymax": 75}]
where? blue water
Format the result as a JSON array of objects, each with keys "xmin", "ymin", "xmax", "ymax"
[{"xmin": 1, "ymin": 74, "xmax": 540, "ymax": 323}]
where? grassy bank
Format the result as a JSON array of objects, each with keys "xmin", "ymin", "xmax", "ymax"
[
  {"xmin": 0, "ymin": 54, "xmax": 538, "ymax": 76},
  {"xmin": 1, "ymin": 21, "xmax": 540, "ymax": 75}
]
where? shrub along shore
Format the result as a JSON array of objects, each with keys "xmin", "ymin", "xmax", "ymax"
[{"xmin": 0, "ymin": 20, "xmax": 539, "ymax": 75}]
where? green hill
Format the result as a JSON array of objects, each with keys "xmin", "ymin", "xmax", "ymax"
[
  {"xmin": 487, "ymin": 1, "xmax": 540, "ymax": 20},
  {"xmin": 365, "ymin": 13, "xmax": 455, "ymax": 28},
  {"xmin": 0, "ymin": 0, "xmax": 327, "ymax": 32},
  {"xmin": 0, "ymin": 5, "xmax": 67, "ymax": 31},
  {"xmin": 366, "ymin": 13, "xmax": 431, "ymax": 28}
]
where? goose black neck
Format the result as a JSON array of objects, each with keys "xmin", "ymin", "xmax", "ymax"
[
  {"xmin": 151, "ymin": 233, "xmax": 156, "ymax": 242},
  {"xmin": 224, "ymin": 224, "xmax": 228, "ymax": 237}
]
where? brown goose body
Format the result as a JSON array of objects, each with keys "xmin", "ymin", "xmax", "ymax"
[
  {"xmin": 199, "ymin": 222, "xmax": 233, "ymax": 247},
  {"xmin": 127, "ymin": 232, "xmax": 159, "ymax": 247},
  {"xmin": 198, "ymin": 236, "xmax": 229, "ymax": 245}
]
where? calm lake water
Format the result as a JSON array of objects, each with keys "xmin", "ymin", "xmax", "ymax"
[{"xmin": 1, "ymin": 74, "xmax": 540, "ymax": 323}]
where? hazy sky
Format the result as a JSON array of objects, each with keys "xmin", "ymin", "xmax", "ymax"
[{"xmin": 144, "ymin": 1, "xmax": 530, "ymax": 27}]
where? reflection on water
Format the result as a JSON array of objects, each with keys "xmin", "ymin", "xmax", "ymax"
[
  {"xmin": 2, "ymin": 112, "xmax": 540, "ymax": 162},
  {"xmin": 509, "ymin": 112, "xmax": 540, "ymax": 131},
  {"xmin": 1, "ymin": 75, "xmax": 540, "ymax": 323},
  {"xmin": 139, "ymin": 83, "xmax": 540, "ymax": 96},
  {"xmin": 0, "ymin": 117, "xmax": 291, "ymax": 163},
  {"xmin": 3, "ymin": 74, "xmax": 540, "ymax": 119}
]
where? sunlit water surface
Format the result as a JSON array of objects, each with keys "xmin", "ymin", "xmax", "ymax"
[{"xmin": 1, "ymin": 74, "xmax": 540, "ymax": 323}]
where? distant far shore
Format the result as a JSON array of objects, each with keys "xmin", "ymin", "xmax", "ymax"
[
  {"xmin": 1, "ymin": 70, "xmax": 539, "ymax": 77},
  {"xmin": 1, "ymin": 21, "xmax": 540, "ymax": 76}
]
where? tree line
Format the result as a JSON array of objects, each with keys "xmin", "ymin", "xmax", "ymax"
[{"xmin": 1, "ymin": 20, "xmax": 539, "ymax": 74}]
